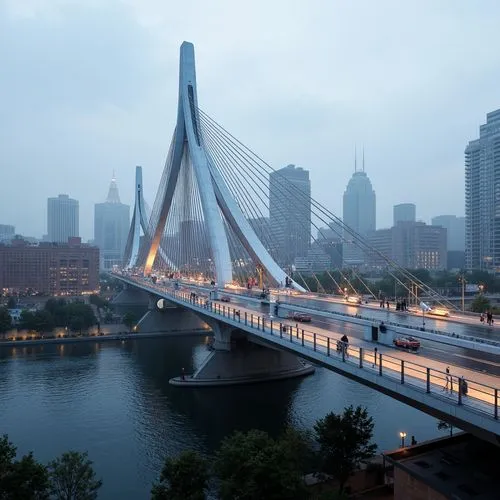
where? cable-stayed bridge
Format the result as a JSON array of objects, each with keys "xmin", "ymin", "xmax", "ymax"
[{"xmin": 113, "ymin": 41, "xmax": 499, "ymax": 445}]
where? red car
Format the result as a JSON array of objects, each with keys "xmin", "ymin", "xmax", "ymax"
[
  {"xmin": 220, "ymin": 295, "xmax": 231, "ymax": 303},
  {"xmin": 393, "ymin": 336, "xmax": 420, "ymax": 351},
  {"xmin": 291, "ymin": 312, "xmax": 312, "ymax": 322}
]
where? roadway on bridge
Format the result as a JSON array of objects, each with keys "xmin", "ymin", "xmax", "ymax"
[
  {"xmin": 152, "ymin": 279, "xmax": 500, "ymax": 376},
  {"xmin": 223, "ymin": 294, "xmax": 500, "ymax": 377},
  {"xmin": 114, "ymin": 274, "xmax": 500, "ymax": 435}
]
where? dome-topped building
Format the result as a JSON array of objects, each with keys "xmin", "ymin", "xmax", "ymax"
[{"xmin": 342, "ymin": 150, "xmax": 376, "ymax": 265}]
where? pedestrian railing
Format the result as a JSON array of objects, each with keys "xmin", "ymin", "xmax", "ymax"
[
  {"xmin": 171, "ymin": 288, "xmax": 500, "ymax": 421},
  {"xmin": 114, "ymin": 274, "xmax": 500, "ymax": 422}
]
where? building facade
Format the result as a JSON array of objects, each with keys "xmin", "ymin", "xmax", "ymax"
[
  {"xmin": 393, "ymin": 203, "xmax": 416, "ymax": 225},
  {"xmin": 47, "ymin": 194, "xmax": 79, "ymax": 243},
  {"xmin": 269, "ymin": 164, "xmax": 311, "ymax": 268},
  {"xmin": 465, "ymin": 109, "xmax": 500, "ymax": 272},
  {"xmin": 94, "ymin": 177, "xmax": 130, "ymax": 269},
  {"xmin": 0, "ymin": 224, "xmax": 15, "ymax": 243},
  {"xmin": 342, "ymin": 167, "xmax": 376, "ymax": 265},
  {"xmin": 432, "ymin": 215, "xmax": 465, "ymax": 270},
  {"xmin": 0, "ymin": 238, "xmax": 99, "ymax": 295},
  {"xmin": 368, "ymin": 222, "xmax": 447, "ymax": 270}
]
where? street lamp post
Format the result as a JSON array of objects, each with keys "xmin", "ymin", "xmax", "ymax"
[
  {"xmin": 459, "ymin": 275, "xmax": 466, "ymax": 312},
  {"xmin": 399, "ymin": 431, "xmax": 407, "ymax": 448}
]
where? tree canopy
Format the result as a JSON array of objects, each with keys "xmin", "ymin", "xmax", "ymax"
[
  {"xmin": 0, "ymin": 307, "xmax": 12, "ymax": 333},
  {"xmin": 151, "ymin": 450, "xmax": 208, "ymax": 500},
  {"xmin": 0, "ymin": 434, "xmax": 49, "ymax": 499},
  {"xmin": 314, "ymin": 406, "xmax": 376, "ymax": 493},
  {"xmin": 214, "ymin": 429, "xmax": 309, "ymax": 500},
  {"xmin": 48, "ymin": 451, "xmax": 102, "ymax": 500}
]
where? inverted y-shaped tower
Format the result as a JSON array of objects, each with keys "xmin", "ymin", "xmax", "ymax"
[
  {"xmin": 143, "ymin": 42, "xmax": 303, "ymax": 290},
  {"xmin": 123, "ymin": 166, "xmax": 149, "ymax": 268}
]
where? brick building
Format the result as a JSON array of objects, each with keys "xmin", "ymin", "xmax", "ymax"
[{"xmin": 0, "ymin": 237, "xmax": 99, "ymax": 295}]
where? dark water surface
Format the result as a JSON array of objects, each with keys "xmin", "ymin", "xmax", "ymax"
[{"xmin": 0, "ymin": 336, "xmax": 440, "ymax": 499}]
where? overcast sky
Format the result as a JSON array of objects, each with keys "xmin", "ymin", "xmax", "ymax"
[{"xmin": 2, "ymin": 0, "xmax": 500, "ymax": 240}]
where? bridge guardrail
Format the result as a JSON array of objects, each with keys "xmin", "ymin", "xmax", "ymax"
[
  {"xmin": 277, "ymin": 299, "xmax": 500, "ymax": 348},
  {"xmin": 174, "ymin": 288, "xmax": 499, "ymax": 421},
  {"xmin": 112, "ymin": 274, "xmax": 500, "ymax": 422}
]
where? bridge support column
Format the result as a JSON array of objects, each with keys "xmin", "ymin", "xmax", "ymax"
[{"xmin": 170, "ymin": 323, "xmax": 314, "ymax": 387}]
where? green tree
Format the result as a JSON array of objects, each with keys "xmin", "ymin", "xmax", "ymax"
[
  {"xmin": 0, "ymin": 307, "xmax": 12, "ymax": 333},
  {"xmin": 33, "ymin": 310, "xmax": 55, "ymax": 333},
  {"xmin": 151, "ymin": 450, "xmax": 208, "ymax": 500},
  {"xmin": 122, "ymin": 312, "xmax": 138, "ymax": 332},
  {"xmin": 89, "ymin": 295, "xmax": 107, "ymax": 310},
  {"xmin": 19, "ymin": 310, "xmax": 37, "ymax": 330},
  {"xmin": 48, "ymin": 451, "xmax": 102, "ymax": 500},
  {"xmin": 6, "ymin": 297, "xmax": 17, "ymax": 309},
  {"xmin": 0, "ymin": 434, "xmax": 50, "ymax": 499},
  {"xmin": 214, "ymin": 429, "xmax": 308, "ymax": 500},
  {"xmin": 314, "ymin": 406, "xmax": 376, "ymax": 493},
  {"xmin": 470, "ymin": 295, "xmax": 490, "ymax": 313}
]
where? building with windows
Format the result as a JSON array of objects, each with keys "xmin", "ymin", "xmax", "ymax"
[
  {"xmin": 0, "ymin": 237, "xmax": 99, "ymax": 295},
  {"xmin": 94, "ymin": 177, "xmax": 130, "ymax": 269},
  {"xmin": 465, "ymin": 109, "xmax": 500, "ymax": 272},
  {"xmin": 393, "ymin": 203, "xmax": 416, "ymax": 225},
  {"xmin": 0, "ymin": 224, "xmax": 15, "ymax": 243},
  {"xmin": 269, "ymin": 164, "xmax": 311, "ymax": 267},
  {"xmin": 432, "ymin": 215, "xmax": 465, "ymax": 270},
  {"xmin": 342, "ymin": 157, "xmax": 376, "ymax": 265},
  {"xmin": 47, "ymin": 194, "xmax": 79, "ymax": 243},
  {"xmin": 368, "ymin": 222, "xmax": 447, "ymax": 270}
]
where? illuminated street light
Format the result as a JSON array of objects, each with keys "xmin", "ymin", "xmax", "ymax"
[{"xmin": 399, "ymin": 431, "xmax": 407, "ymax": 448}]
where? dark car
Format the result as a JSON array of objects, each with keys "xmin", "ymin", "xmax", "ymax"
[
  {"xmin": 292, "ymin": 312, "xmax": 312, "ymax": 322},
  {"xmin": 220, "ymin": 295, "xmax": 231, "ymax": 303}
]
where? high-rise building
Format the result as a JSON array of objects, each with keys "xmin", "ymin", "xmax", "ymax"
[
  {"xmin": 94, "ymin": 176, "xmax": 130, "ymax": 269},
  {"xmin": 465, "ymin": 109, "xmax": 500, "ymax": 271},
  {"xmin": 269, "ymin": 164, "xmax": 311, "ymax": 267},
  {"xmin": 432, "ymin": 215, "xmax": 465, "ymax": 269},
  {"xmin": 0, "ymin": 224, "xmax": 15, "ymax": 243},
  {"xmin": 47, "ymin": 194, "xmax": 79, "ymax": 243},
  {"xmin": 393, "ymin": 203, "xmax": 416, "ymax": 225},
  {"xmin": 431, "ymin": 215, "xmax": 465, "ymax": 251},
  {"xmin": 342, "ymin": 155, "xmax": 376, "ymax": 265}
]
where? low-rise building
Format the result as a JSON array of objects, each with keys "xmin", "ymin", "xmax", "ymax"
[
  {"xmin": 0, "ymin": 237, "xmax": 99, "ymax": 296},
  {"xmin": 384, "ymin": 433, "xmax": 500, "ymax": 499}
]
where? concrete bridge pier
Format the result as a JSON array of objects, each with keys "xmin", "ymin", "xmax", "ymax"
[{"xmin": 170, "ymin": 318, "xmax": 314, "ymax": 387}]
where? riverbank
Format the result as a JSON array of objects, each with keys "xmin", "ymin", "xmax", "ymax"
[{"xmin": 0, "ymin": 327, "xmax": 211, "ymax": 348}]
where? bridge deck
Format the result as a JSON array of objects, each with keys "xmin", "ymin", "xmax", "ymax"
[{"xmin": 114, "ymin": 274, "xmax": 500, "ymax": 440}]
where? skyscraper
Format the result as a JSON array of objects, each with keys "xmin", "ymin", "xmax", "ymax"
[
  {"xmin": 342, "ymin": 153, "xmax": 376, "ymax": 265},
  {"xmin": 47, "ymin": 194, "xmax": 79, "ymax": 243},
  {"xmin": 465, "ymin": 109, "xmax": 500, "ymax": 271},
  {"xmin": 393, "ymin": 203, "xmax": 416, "ymax": 225},
  {"xmin": 94, "ymin": 176, "xmax": 130, "ymax": 269},
  {"xmin": 269, "ymin": 164, "xmax": 311, "ymax": 267}
]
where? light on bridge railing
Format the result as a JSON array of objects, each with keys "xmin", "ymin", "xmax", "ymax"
[{"xmin": 399, "ymin": 431, "xmax": 407, "ymax": 448}]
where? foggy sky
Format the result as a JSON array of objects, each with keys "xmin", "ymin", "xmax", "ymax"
[{"xmin": 2, "ymin": 0, "xmax": 500, "ymax": 240}]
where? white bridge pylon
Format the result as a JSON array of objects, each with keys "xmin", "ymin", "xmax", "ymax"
[
  {"xmin": 123, "ymin": 166, "xmax": 176, "ymax": 271},
  {"xmin": 142, "ymin": 41, "xmax": 303, "ymax": 290}
]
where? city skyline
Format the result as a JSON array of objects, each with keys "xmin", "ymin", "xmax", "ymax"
[{"xmin": 2, "ymin": 1, "xmax": 498, "ymax": 239}]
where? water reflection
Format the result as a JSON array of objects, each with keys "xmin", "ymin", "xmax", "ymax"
[{"xmin": 0, "ymin": 335, "xmax": 439, "ymax": 500}]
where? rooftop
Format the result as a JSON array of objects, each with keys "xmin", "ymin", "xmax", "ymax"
[{"xmin": 385, "ymin": 433, "xmax": 500, "ymax": 500}]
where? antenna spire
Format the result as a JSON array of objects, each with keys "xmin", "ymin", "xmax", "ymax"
[
  {"xmin": 362, "ymin": 146, "xmax": 365, "ymax": 172},
  {"xmin": 354, "ymin": 144, "xmax": 357, "ymax": 173}
]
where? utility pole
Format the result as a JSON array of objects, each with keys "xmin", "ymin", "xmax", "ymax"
[{"xmin": 459, "ymin": 274, "xmax": 466, "ymax": 312}]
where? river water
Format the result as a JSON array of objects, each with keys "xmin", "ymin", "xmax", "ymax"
[{"xmin": 0, "ymin": 336, "xmax": 440, "ymax": 499}]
